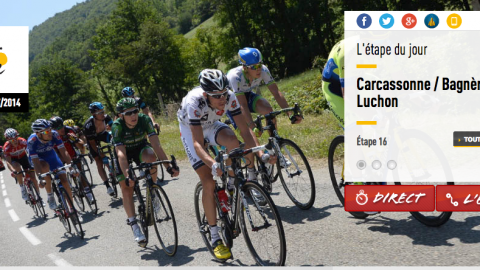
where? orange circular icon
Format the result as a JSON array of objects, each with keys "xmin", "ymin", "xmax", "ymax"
[
  {"xmin": 0, "ymin": 53, "xmax": 7, "ymax": 66},
  {"xmin": 447, "ymin": 13, "xmax": 462, "ymax": 29}
]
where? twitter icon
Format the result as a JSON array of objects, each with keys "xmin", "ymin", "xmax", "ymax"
[{"xmin": 379, "ymin": 13, "xmax": 394, "ymax": 29}]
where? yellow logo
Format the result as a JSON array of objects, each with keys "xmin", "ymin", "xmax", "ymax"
[
  {"xmin": 447, "ymin": 13, "xmax": 462, "ymax": 29},
  {"xmin": 428, "ymin": 18, "xmax": 435, "ymax": 27},
  {"xmin": 0, "ymin": 47, "xmax": 7, "ymax": 75}
]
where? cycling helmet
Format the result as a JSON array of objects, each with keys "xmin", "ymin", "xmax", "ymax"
[
  {"xmin": 31, "ymin": 119, "xmax": 51, "ymax": 133},
  {"xmin": 121, "ymin": 87, "xmax": 135, "ymax": 97},
  {"xmin": 198, "ymin": 69, "xmax": 229, "ymax": 92},
  {"xmin": 89, "ymin": 102, "xmax": 104, "ymax": 113},
  {"xmin": 63, "ymin": 119, "xmax": 75, "ymax": 127},
  {"xmin": 4, "ymin": 128, "xmax": 18, "ymax": 140},
  {"xmin": 49, "ymin": 116, "xmax": 64, "ymax": 130},
  {"xmin": 238, "ymin": 47, "xmax": 263, "ymax": 66},
  {"xmin": 116, "ymin": 97, "xmax": 138, "ymax": 113}
]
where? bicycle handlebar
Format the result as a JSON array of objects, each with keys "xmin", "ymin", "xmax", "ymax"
[
  {"xmin": 39, "ymin": 164, "xmax": 72, "ymax": 179},
  {"xmin": 254, "ymin": 103, "xmax": 302, "ymax": 130},
  {"xmin": 126, "ymin": 155, "xmax": 179, "ymax": 187}
]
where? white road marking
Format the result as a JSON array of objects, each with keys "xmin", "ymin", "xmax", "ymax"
[
  {"xmin": 5, "ymin": 198, "xmax": 11, "ymax": 207},
  {"xmin": 1, "ymin": 184, "xmax": 5, "ymax": 190},
  {"xmin": 2, "ymin": 190, "xmax": 6, "ymax": 196},
  {"xmin": 19, "ymin": 227, "xmax": 42, "ymax": 246},
  {"xmin": 8, "ymin": 209, "xmax": 19, "ymax": 221},
  {"xmin": 47, "ymin": 253, "xmax": 72, "ymax": 266}
]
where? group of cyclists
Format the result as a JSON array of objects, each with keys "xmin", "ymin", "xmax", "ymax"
[{"xmin": 2, "ymin": 46, "xmax": 308, "ymax": 262}]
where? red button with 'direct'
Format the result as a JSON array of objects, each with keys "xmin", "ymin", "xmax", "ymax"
[{"xmin": 345, "ymin": 185, "xmax": 435, "ymax": 212}]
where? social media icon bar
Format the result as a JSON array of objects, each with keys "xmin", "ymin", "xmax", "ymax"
[
  {"xmin": 402, "ymin": 13, "xmax": 417, "ymax": 29},
  {"xmin": 447, "ymin": 13, "xmax": 462, "ymax": 29},
  {"xmin": 424, "ymin": 14, "xmax": 439, "ymax": 29},
  {"xmin": 379, "ymin": 13, "xmax": 394, "ymax": 29},
  {"xmin": 357, "ymin": 13, "xmax": 372, "ymax": 29}
]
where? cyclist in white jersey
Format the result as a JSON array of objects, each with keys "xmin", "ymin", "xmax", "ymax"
[
  {"xmin": 178, "ymin": 69, "xmax": 276, "ymax": 260},
  {"xmin": 226, "ymin": 47, "xmax": 303, "ymax": 135}
]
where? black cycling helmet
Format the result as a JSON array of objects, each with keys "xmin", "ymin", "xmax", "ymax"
[
  {"xmin": 198, "ymin": 69, "xmax": 229, "ymax": 92},
  {"xmin": 49, "ymin": 116, "xmax": 64, "ymax": 130}
]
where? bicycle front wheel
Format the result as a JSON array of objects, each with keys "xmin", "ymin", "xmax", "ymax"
[
  {"xmin": 276, "ymin": 139, "xmax": 315, "ymax": 210},
  {"xmin": 69, "ymin": 175, "xmax": 85, "ymax": 212},
  {"xmin": 393, "ymin": 129, "xmax": 454, "ymax": 227},
  {"xmin": 328, "ymin": 135, "xmax": 368, "ymax": 219},
  {"xmin": 151, "ymin": 184, "xmax": 178, "ymax": 256},
  {"xmin": 30, "ymin": 182, "xmax": 46, "ymax": 219},
  {"xmin": 194, "ymin": 182, "xmax": 216, "ymax": 258},
  {"xmin": 61, "ymin": 188, "xmax": 84, "ymax": 239},
  {"xmin": 80, "ymin": 172, "xmax": 98, "ymax": 215},
  {"xmin": 240, "ymin": 181, "xmax": 286, "ymax": 266}
]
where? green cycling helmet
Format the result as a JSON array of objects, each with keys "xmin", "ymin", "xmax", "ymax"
[{"xmin": 116, "ymin": 97, "xmax": 138, "ymax": 113}]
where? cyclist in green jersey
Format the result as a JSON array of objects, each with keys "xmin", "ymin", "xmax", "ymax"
[{"xmin": 112, "ymin": 97, "xmax": 180, "ymax": 245}]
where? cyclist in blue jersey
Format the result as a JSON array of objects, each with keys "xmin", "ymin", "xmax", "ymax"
[{"xmin": 28, "ymin": 119, "xmax": 78, "ymax": 211}]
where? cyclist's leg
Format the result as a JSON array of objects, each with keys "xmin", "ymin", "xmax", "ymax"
[
  {"xmin": 88, "ymin": 139, "xmax": 111, "ymax": 193},
  {"xmin": 19, "ymin": 156, "xmax": 38, "ymax": 192},
  {"xmin": 207, "ymin": 122, "xmax": 239, "ymax": 180},
  {"xmin": 11, "ymin": 161, "xmax": 24, "ymax": 185},
  {"xmin": 139, "ymin": 146, "xmax": 157, "ymax": 179},
  {"xmin": 47, "ymin": 154, "xmax": 74, "ymax": 206}
]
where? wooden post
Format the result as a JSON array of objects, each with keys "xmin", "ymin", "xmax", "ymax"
[{"xmin": 157, "ymin": 92, "xmax": 167, "ymax": 118}]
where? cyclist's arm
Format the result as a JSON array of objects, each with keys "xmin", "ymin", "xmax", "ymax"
[
  {"xmin": 148, "ymin": 134, "xmax": 169, "ymax": 169},
  {"xmin": 30, "ymin": 157, "xmax": 43, "ymax": 178},
  {"xmin": 75, "ymin": 140, "xmax": 86, "ymax": 155},
  {"xmin": 267, "ymin": 83, "xmax": 290, "ymax": 113},
  {"xmin": 233, "ymin": 113, "xmax": 258, "ymax": 149},
  {"xmin": 190, "ymin": 125, "xmax": 216, "ymax": 168},
  {"xmin": 237, "ymin": 94, "xmax": 256, "ymax": 129},
  {"xmin": 88, "ymin": 139, "xmax": 104, "ymax": 158},
  {"xmin": 115, "ymin": 145, "xmax": 129, "ymax": 179},
  {"xmin": 5, "ymin": 155, "xmax": 15, "ymax": 172},
  {"xmin": 57, "ymin": 146, "xmax": 73, "ymax": 165}
]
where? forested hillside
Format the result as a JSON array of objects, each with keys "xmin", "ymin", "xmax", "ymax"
[{"xmin": 0, "ymin": 0, "xmax": 471, "ymax": 140}]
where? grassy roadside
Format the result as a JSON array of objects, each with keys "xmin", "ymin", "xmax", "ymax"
[{"xmin": 155, "ymin": 68, "xmax": 342, "ymax": 163}]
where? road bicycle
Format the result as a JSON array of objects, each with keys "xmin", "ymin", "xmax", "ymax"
[
  {"xmin": 68, "ymin": 156, "xmax": 98, "ymax": 215},
  {"xmin": 14, "ymin": 170, "xmax": 46, "ymax": 220},
  {"xmin": 98, "ymin": 143, "xmax": 120, "ymax": 198},
  {"xmin": 195, "ymin": 140, "xmax": 287, "ymax": 266},
  {"xmin": 251, "ymin": 103, "xmax": 315, "ymax": 210},
  {"xmin": 39, "ymin": 164, "xmax": 84, "ymax": 238},
  {"xmin": 126, "ymin": 156, "xmax": 179, "ymax": 255}
]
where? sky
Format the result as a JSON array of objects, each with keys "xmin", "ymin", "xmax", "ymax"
[{"xmin": 0, "ymin": 0, "xmax": 87, "ymax": 30}]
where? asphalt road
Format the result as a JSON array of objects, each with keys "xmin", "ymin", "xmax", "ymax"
[{"xmin": 1, "ymin": 161, "xmax": 479, "ymax": 266}]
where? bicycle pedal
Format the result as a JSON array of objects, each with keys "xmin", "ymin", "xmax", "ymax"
[{"xmin": 138, "ymin": 240, "xmax": 147, "ymax": 248}]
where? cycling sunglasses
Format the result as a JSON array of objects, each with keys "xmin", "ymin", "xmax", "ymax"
[
  {"xmin": 122, "ymin": 108, "xmax": 140, "ymax": 116},
  {"xmin": 93, "ymin": 110, "xmax": 105, "ymax": 115},
  {"xmin": 206, "ymin": 90, "xmax": 228, "ymax": 99},
  {"xmin": 8, "ymin": 136, "xmax": 18, "ymax": 142},
  {"xmin": 246, "ymin": 63, "xmax": 262, "ymax": 70},
  {"xmin": 39, "ymin": 128, "xmax": 52, "ymax": 135}
]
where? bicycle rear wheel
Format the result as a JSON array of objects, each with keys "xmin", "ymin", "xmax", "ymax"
[
  {"xmin": 393, "ymin": 129, "xmax": 454, "ymax": 227},
  {"xmin": 276, "ymin": 139, "xmax": 315, "ymax": 210},
  {"xmin": 328, "ymin": 135, "xmax": 368, "ymax": 219},
  {"xmin": 81, "ymin": 157, "xmax": 94, "ymax": 186},
  {"xmin": 29, "ymin": 182, "xmax": 47, "ymax": 219},
  {"xmin": 240, "ymin": 181, "xmax": 286, "ymax": 266},
  {"xmin": 61, "ymin": 188, "xmax": 84, "ymax": 239},
  {"xmin": 151, "ymin": 184, "xmax": 178, "ymax": 256}
]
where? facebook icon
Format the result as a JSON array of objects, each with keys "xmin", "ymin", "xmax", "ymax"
[{"xmin": 356, "ymin": 13, "xmax": 372, "ymax": 29}]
